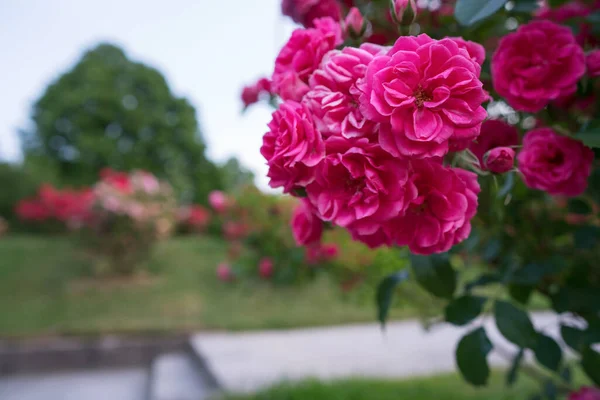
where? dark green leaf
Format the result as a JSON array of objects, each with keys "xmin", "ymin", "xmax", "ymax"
[
  {"xmin": 482, "ymin": 239, "xmax": 502, "ymax": 263},
  {"xmin": 568, "ymin": 199, "xmax": 592, "ymax": 215},
  {"xmin": 506, "ymin": 348, "xmax": 524, "ymax": 387},
  {"xmin": 465, "ymin": 273, "xmax": 500, "ymax": 293},
  {"xmin": 445, "ymin": 295, "xmax": 486, "ymax": 326},
  {"xmin": 552, "ymin": 288, "xmax": 600, "ymax": 314},
  {"xmin": 575, "ymin": 120, "xmax": 600, "ymax": 148},
  {"xmin": 494, "ymin": 301, "xmax": 538, "ymax": 348},
  {"xmin": 574, "ymin": 226, "xmax": 600, "ymax": 250},
  {"xmin": 534, "ymin": 334, "xmax": 563, "ymax": 372},
  {"xmin": 508, "ymin": 285, "xmax": 533, "ymax": 305},
  {"xmin": 410, "ymin": 253, "xmax": 456, "ymax": 299},
  {"xmin": 561, "ymin": 325, "xmax": 587, "ymax": 353},
  {"xmin": 498, "ymin": 172, "xmax": 515, "ymax": 198},
  {"xmin": 376, "ymin": 270, "xmax": 410, "ymax": 327},
  {"xmin": 454, "ymin": 0, "xmax": 508, "ymax": 26},
  {"xmin": 456, "ymin": 327, "xmax": 493, "ymax": 386},
  {"xmin": 581, "ymin": 347, "xmax": 600, "ymax": 386},
  {"xmin": 510, "ymin": 262, "xmax": 563, "ymax": 286}
]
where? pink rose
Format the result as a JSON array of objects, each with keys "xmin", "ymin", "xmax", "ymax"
[
  {"xmin": 344, "ymin": 7, "xmax": 367, "ymax": 38},
  {"xmin": 272, "ymin": 18, "xmax": 342, "ymax": 102},
  {"xmin": 390, "ymin": 160, "xmax": 480, "ymax": 255},
  {"xmin": 138, "ymin": 172, "xmax": 160, "ymax": 194},
  {"xmin": 391, "ymin": 0, "xmax": 417, "ymax": 25},
  {"xmin": 569, "ymin": 387, "xmax": 600, "ymax": 400},
  {"xmin": 321, "ymin": 243, "xmax": 339, "ymax": 259},
  {"xmin": 281, "ymin": 0, "xmax": 342, "ymax": 28},
  {"xmin": 448, "ymin": 37, "xmax": 486, "ymax": 66},
  {"xmin": 241, "ymin": 78, "xmax": 272, "ymax": 108},
  {"xmin": 208, "ymin": 191, "xmax": 229, "ymax": 213},
  {"xmin": 484, "ymin": 147, "xmax": 515, "ymax": 174},
  {"xmin": 261, "ymin": 101, "xmax": 325, "ymax": 193},
  {"xmin": 518, "ymin": 128, "xmax": 594, "ymax": 197},
  {"xmin": 359, "ymin": 34, "xmax": 487, "ymax": 159},
  {"xmin": 304, "ymin": 44, "xmax": 383, "ymax": 140},
  {"xmin": 291, "ymin": 199, "xmax": 323, "ymax": 245},
  {"xmin": 535, "ymin": 1, "xmax": 599, "ymax": 47},
  {"xmin": 259, "ymin": 257, "xmax": 275, "ymax": 279},
  {"xmin": 306, "ymin": 136, "xmax": 416, "ymax": 234},
  {"xmin": 469, "ymin": 119, "xmax": 520, "ymax": 169},
  {"xmin": 492, "ymin": 20, "xmax": 586, "ymax": 112},
  {"xmin": 217, "ymin": 263, "xmax": 235, "ymax": 282},
  {"xmin": 350, "ymin": 225, "xmax": 392, "ymax": 248},
  {"xmin": 587, "ymin": 50, "xmax": 600, "ymax": 78}
]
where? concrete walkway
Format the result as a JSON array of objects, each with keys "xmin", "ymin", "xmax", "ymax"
[{"xmin": 191, "ymin": 312, "xmax": 562, "ymax": 393}]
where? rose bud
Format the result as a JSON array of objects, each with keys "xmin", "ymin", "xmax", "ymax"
[
  {"xmin": 390, "ymin": 0, "xmax": 417, "ymax": 26},
  {"xmin": 484, "ymin": 147, "xmax": 515, "ymax": 174}
]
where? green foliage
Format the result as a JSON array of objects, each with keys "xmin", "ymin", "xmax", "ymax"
[
  {"xmin": 376, "ymin": 270, "xmax": 409, "ymax": 327},
  {"xmin": 454, "ymin": 0, "xmax": 508, "ymax": 26},
  {"xmin": 22, "ymin": 43, "xmax": 222, "ymax": 203},
  {"xmin": 456, "ymin": 327, "xmax": 493, "ymax": 386},
  {"xmin": 533, "ymin": 334, "xmax": 563, "ymax": 372},
  {"xmin": 494, "ymin": 301, "xmax": 537, "ymax": 349},
  {"xmin": 409, "ymin": 253, "xmax": 456, "ymax": 299},
  {"xmin": 444, "ymin": 295, "xmax": 486, "ymax": 326}
]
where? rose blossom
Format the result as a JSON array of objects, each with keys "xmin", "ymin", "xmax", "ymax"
[
  {"xmin": 517, "ymin": 128, "xmax": 594, "ymax": 197},
  {"xmin": 259, "ymin": 257, "xmax": 275, "ymax": 279},
  {"xmin": 569, "ymin": 387, "xmax": 600, "ymax": 400},
  {"xmin": 208, "ymin": 191, "xmax": 229, "ymax": 213},
  {"xmin": 344, "ymin": 7, "xmax": 367, "ymax": 38},
  {"xmin": 535, "ymin": 1, "xmax": 600, "ymax": 47},
  {"xmin": 359, "ymin": 34, "xmax": 487, "ymax": 159},
  {"xmin": 304, "ymin": 44, "xmax": 384, "ymax": 140},
  {"xmin": 261, "ymin": 101, "xmax": 325, "ymax": 192},
  {"xmin": 587, "ymin": 50, "xmax": 600, "ymax": 78},
  {"xmin": 492, "ymin": 20, "xmax": 586, "ymax": 112},
  {"xmin": 291, "ymin": 199, "xmax": 323, "ymax": 245},
  {"xmin": 306, "ymin": 136, "xmax": 417, "ymax": 235},
  {"xmin": 281, "ymin": 0, "xmax": 341, "ymax": 28},
  {"xmin": 272, "ymin": 18, "xmax": 342, "ymax": 101},
  {"xmin": 390, "ymin": 160, "xmax": 480, "ymax": 255},
  {"xmin": 448, "ymin": 37, "xmax": 486, "ymax": 66},
  {"xmin": 241, "ymin": 78, "xmax": 272, "ymax": 108},
  {"xmin": 484, "ymin": 147, "xmax": 515, "ymax": 174},
  {"xmin": 216, "ymin": 263, "xmax": 235, "ymax": 282},
  {"xmin": 469, "ymin": 119, "xmax": 520, "ymax": 170}
]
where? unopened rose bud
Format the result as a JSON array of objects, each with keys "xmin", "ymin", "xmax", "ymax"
[
  {"xmin": 344, "ymin": 7, "xmax": 367, "ymax": 39},
  {"xmin": 391, "ymin": 0, "xmax": 417, "ymax": 26},
  {"xmin": 484, "ymin": 147, "xmax": 515, "ymax": 174}
]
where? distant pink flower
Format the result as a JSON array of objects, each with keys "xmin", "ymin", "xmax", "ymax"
[
  {"xmin": 138, "ymin": 172, "xmax": 160, "ymax": 194},
  {"xmin": 217, "ymin": 263, "xmax": 235, "ymax": 282},
  {"xmin": 587, "ymin": 50, "xmax": 600, "ymax": 77},
  {"xmin": 359, "ymin": 34, "xmax": 487, "ymax": 159},
  {"xmin": 484, "ymin": 147, "xmax": 515, "ymax": 174},
  {"xmin": 569, "ymin": 387, "xmax": 600, "ymax": 400},
  {"xmin": 390, "ymin": 160, "xmax": 480, "ymax": 255},
  {"xmin": 492, "ymin": 20, "xmax": 586, "ymax": 112},
  {"xmin": 223, "ymin": 221, "xmax": 247, "ymax": 240},
  {"xmin": 259, "ymin": 257, "xmax": 274, "ymax": 279},
  {"xmin": 535, "ymin": 1, "xmax": 599, "ymax": 47},
  {"xmin": 208, "ymin": 191, "xmax": 229, "ymax": 213},
  {"xmin": 241, "ymin": 78, "xmax": 272, "ymax": 108},
  {"xmin": 306, "ymin": 136, "xmax": 416, "ymax": 235},
  {"xmin": 261, "ymin": 101, "xmax": 325, "ymax": 193},
  {"xmin": 344, "ymin": 7, "xmax": 366, "ymax": 38},
  {"xmin": 281, "ymin": 0, "xmax": 342, "ymax": 28},
  {"xmin": 272, "ymin": 18, "xmax": 342, "ymax": 101},
  {"xmin": 304, "ymin": 44, "xmax": 383, "ymax": 140},
  {"xmin": 518, "ymin": 128, "xmax": 593, "ymax": 197},
  {"xmin": 469, "ymin": 119, "xmax": 520, "ymax": 169},
  {"xmin": 291, "ymin": 199, "xmax": 323, "ymax": 245},
  {"xmin": 321, "ymin": 243, "xmax": 339, "ymax": 259}
]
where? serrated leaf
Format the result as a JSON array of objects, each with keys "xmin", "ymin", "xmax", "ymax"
[
  {"xmin": 410, "ymin": 253, "xmax": 456, "ymax": 299},
  {"xmin": 376, "ymin": 270, "xmax": 410, "ymax": 327},
  {"xmin": 455, "ymin": 0, "xmax": 508, "ymax": 26},
  {"xmin": 445, "ymin": 295, "xmax": 486, "ymax": 326},
  {"xmin": 456, "ymin": 327, "xmax": 493, "ymax": 386},
  {"xmin": 534, "ymin": 333, "xmax": 563, "ymax": 372},
  {"xmin": 494, "ymin": 301, "xmax": 538, "ymax": 348},
  {"xmin": 506, "ymin": 348, "xmax": 524, "ymax": 387},
  {"xmin": 581, "ymin": 347, "xmax": 600, "ymax": 386}
]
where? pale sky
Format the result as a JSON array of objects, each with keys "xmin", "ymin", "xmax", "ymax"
[{"xmin": 0, "ymin": 0, "xmax": 297, "ymax": 190}]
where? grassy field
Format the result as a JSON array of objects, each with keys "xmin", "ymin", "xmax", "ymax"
[
  {"xmin": 0, "ymin": 235, "xmax": 426, "ymax": 337},
  {"xmin": 223, "ymin": 372, "xmax": 556, "ymax": 400}
]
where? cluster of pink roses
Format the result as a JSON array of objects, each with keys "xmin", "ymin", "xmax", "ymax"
[{"xmin": 257, "ymin": 2, "xmax": 598, "ymax": 255}]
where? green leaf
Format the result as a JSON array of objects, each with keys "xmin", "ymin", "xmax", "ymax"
[
  {"xmin": 510, "ymin": 262, "xmax": 564, "ymax": 286},
  {"xmin": 376, "ymin": 270, "xmax": 410, "ymax": 327},
  {"xmin": 456, "ymin": 327, "xmax": 493, "ymax": 386},
  {"xmin": 508, "ymin": 285, "xmax": 533, "ymax": 305},
  {"xmin": 465, "ymin": 273, "xmax": 501, "ymax": 293},
  {"xmin": 506, "ymin": 348, "xmax": 524, "ymax": 387},
  {"xmin": 494, "ymin": 301, "xmax": 538, "ymax": 348},
  {"xmin": 455, "ymin": 0, "xmax": 508, "ymax": 26},
  {"xmin": 497, "ymin": 172, "xmax": 515, "ymax": 198},
  {"xmin": 567, "ymin": 199, "xmax": 592, "ymax": 215},
  {"xmin": 581, "ymin": 347, "xmax": 600, "ymax": 386},
  {"xmin": 561, "ymin": 325, "xmax": 587, "ymax": 353},
  {"xmin": 410, "ymin": 253, "xmax": 456, "ymax": 299},
  {"xmin": 534, "ymin": 334, "xmax": 563, "ymax": 372},
  {"xmin": 575, "ymin": 120, "xmax": 600, "ymax": 148},
  {"xmin": 574, "ymin": 226, "xmax": 600, "ymax": 250},
  {"xmin": 445, "ymin": 295, "xmax": 486, "ymax": 326},
  {"xmin": 512, "ymin": 0, "xmax": 539, "ymax": 12},
  {"xmin": 552, "ymin": 288, "xmax": 600, "ymax": 314}
]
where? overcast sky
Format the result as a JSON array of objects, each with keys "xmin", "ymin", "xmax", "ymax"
[{"xmin": 0, "ymin": 0, "xmax": 296, "ymax": 190}]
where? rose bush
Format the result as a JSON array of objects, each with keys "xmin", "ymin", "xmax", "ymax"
[{"xmin": 245, "ymin": 0, "xmax": 600, "ymax": 397}]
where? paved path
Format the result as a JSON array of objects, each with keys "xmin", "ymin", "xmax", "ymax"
[
  {"xmin": 191, "ymin": 312, "xmax": 562, "ymax": 393},
  {"xmin": 0, "ymin": 368, "xmax": 147, "ymax": 400}
]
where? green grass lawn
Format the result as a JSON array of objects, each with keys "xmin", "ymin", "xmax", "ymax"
[
  {"xmin": 0, "ymin": 235, "xmax": 425, "ymax": 337},
  {"xmin": 222, "ymin": 372, "xmax": 554, "ymax": 400}
]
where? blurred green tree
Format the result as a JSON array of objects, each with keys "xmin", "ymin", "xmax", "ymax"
[
  {"xmin": 218, "ymin": 157, "xmax": 256, "ymax": 193},
  {"xmin": 21, "ymin": 43, "xmax": 222, "ymax": 203}
]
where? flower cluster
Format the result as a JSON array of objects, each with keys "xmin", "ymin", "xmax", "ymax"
[
  {"xmin": 263, "ymin": 30, "xmax": 487, "ymax": 255},
  {"xmin": 178, "ymin": 204, "xmax": 211, "ymax": 232}
]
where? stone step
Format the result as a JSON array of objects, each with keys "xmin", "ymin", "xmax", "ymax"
[{"xmin": 148, "ymin": 352, "xmax": 217, "ymax": 400}]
